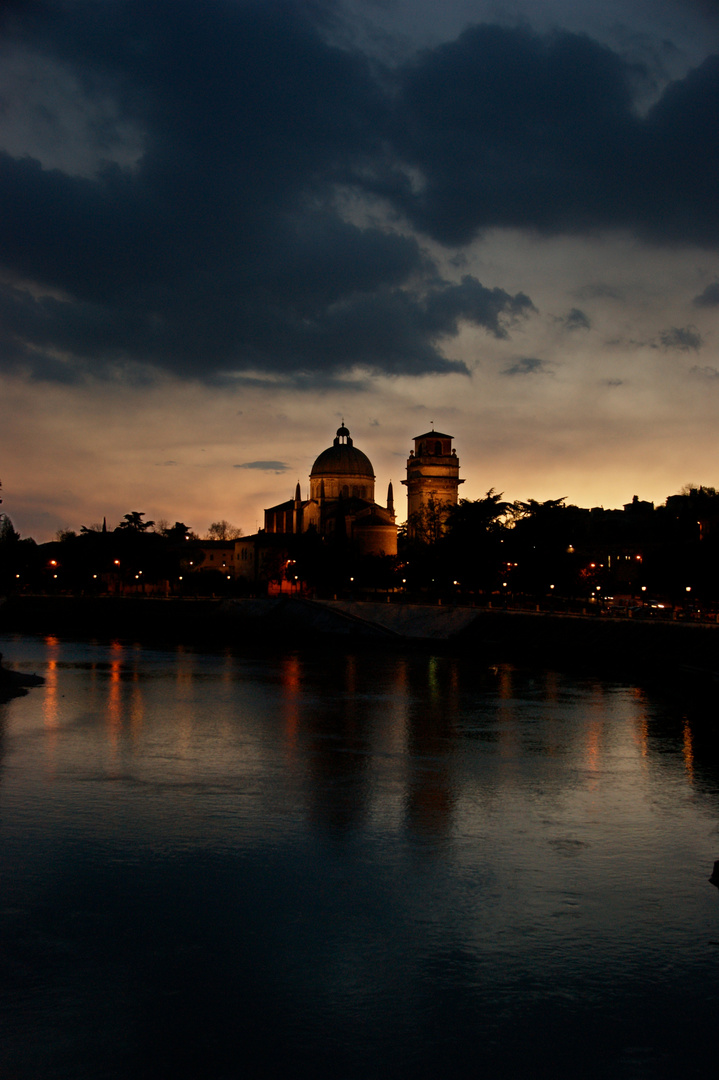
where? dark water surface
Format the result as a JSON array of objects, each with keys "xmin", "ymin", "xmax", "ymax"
[{"xmin": 1, "ymin": 634, "xmax": 718, "ymax": 1079}]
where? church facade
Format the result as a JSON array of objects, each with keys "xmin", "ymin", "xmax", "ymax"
[{"xmin": 264, "ymin": 424, "xmax": 397, "ymax": 557}]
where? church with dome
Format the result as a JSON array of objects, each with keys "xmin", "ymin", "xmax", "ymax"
[
  {"xmin": 264, "ymin": 424, "xmax": 398, "ymax": 557},
  {"xmin": 185, "ymin": 422, "xmax": 462, "ymax": 587}
]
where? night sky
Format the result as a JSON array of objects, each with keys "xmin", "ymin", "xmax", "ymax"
[{"xmin": 2, "ymin": 0, "xmax": 719, "ymax": 539}]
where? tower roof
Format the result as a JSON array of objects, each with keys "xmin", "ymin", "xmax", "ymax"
[
  {"xmin": 310, "ymin": 425, "xmax": 375, "ymax": 479},
  {"xmin": 414, "ymin": 430, "xmax": 453, "ymax": 440}
]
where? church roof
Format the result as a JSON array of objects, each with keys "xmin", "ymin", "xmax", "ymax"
[
  {"xmin": 414, "ymin": 430, "xmax": 453, "ymax": 440},
  {"xmin": 310, "ymin": 425, "xmax": 375, "ymax": 479},
  {"xmin": 354, "ymin": 511, "xmax": 394, "ymax": 528}
]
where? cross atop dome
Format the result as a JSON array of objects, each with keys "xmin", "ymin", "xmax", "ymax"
[{"xmin": 334, "ymin": 422, "xmax": 352, "ymax": 446}]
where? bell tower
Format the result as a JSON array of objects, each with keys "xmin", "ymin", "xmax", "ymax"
[{"xmin": 402, "ymin": 429, "xmax": 463, "ymax": 538}]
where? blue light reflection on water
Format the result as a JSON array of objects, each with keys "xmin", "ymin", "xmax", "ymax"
[{"xmin": 1, "ymin": 633, "xmax": 719, "ymax": 1079}]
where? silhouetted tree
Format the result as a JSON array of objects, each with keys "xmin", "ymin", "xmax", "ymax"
[
  {"xmin": 207, "ymin": 520, "xmax": 243, "ymax": 540},
  {"xmin": 506, "ymin": 498, "xmax": 588, "ymax": 595},
  {"xmin": 0, "ymin": 514, "xmax": 20, "ymax": 544},
  {"xmin": 406, "ymin": 496, "xmax": 451, "ymax": 546},
  {"xmin": 163, "ymin": 521, "xmax": 195, "ymax": 542},
  {"xmin": 441, "ymin": 491, "xmax": 513, "ymax": 591},
  {"xmin": 0, "ymin": 515, "xmax": 37, "ymax": 594},
  {"xmin": 118, "ymin": 511, "xmax": 154, "ymax": 532}
]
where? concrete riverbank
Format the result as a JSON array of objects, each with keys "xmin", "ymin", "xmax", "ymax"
[{"xmin": 1, "ymin": 594, "xmax": 718, "ymax": 675}]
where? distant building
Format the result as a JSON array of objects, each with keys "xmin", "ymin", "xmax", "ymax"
[
  {"xmin": 264, "ymin": 424, "xmax": 397, "ymax": 557},
  {"xmin": 402, "ymin": 429, "xmax": 463, "ymax": 538},
  {"xmin": 623, "ymin": 495, "xmax": 654, "ymax": 515},
  {"xmin": 183, "ymin": 539, "xmax": 237, "ymax": 576}
]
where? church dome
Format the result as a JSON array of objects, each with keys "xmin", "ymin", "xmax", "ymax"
[{"xmin": 310, "ymin": 426, "xmax": 374, "ymax": 479}]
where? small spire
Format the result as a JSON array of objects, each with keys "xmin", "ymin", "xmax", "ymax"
[
  {"xmin": 387, "ymin": 481, "xmax": 394, "ymax": 515},
  {"xmin": 295, "ymin": 481, "xmax": 301, "ymax": 503}
]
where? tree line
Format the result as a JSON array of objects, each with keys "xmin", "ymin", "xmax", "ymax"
[{"xmin": 2, "ymin": 486, "xmax": 719, "ymax": 605}]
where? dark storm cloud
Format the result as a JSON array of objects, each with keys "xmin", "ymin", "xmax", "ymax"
[
  {"xmin": 501, "ymin": 357, "xmax": 551, "ymax": 376},
  {"xmin": 561, "ymin": 308, "xmax": 591, "ymax": 331},
  {"xmin": 389, "ymin": 24, "xmax": 719, "ymax": 246},
  {"xmin": 693, "ymin": 282, "xmax": 719, "ymax": 306},
  {"xmin": 1, "ymin": 2, "xmax": 719, "ymax": 385},
  {"xmin": 574, "ymin": 283, "xmax": 624, "ymax": 302},
  {"xmin": 0, "ymin": 0, "xmax": 457, "ymax": 382},
  {"xmin": 235, "ymin": 461, "xmax": 290, "ymax": 473},
  {"xmin": 658, "ymin": 326, "xmax": 703, "ymax": 350}
]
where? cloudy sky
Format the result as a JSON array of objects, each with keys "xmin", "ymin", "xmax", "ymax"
[{"xmin": 2, "ymin": 0, "xmax": 719, "ymax": 540}]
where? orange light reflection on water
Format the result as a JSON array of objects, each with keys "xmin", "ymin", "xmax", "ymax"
[
  {"xmin": 41, "ymin": 635, "xmax": 61, "ymax": 770},
  {"xmin": 682, "ymin": 717, "xmax": 694, "ymax": 783},
  {"xmin": 106, "ymin": 642, "xmax": 124, "ymax": 751},
  {"xmin": 281, "ymin": 654, "xmax": 301, "ymax": 756}
]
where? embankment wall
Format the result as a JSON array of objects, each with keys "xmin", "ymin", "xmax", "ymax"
[{"xmin": 1, "ymin": 595, "xmax": 718, "ymax": 675}]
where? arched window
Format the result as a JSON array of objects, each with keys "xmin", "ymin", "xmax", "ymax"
[{"xmin": 435, "ymin": 441, "xmax": 442, "ymax": 455}]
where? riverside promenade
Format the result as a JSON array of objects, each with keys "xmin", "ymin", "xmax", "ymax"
[{"xmin": 2, "ymin": 594, "xmax": 718, "ymax": 675}]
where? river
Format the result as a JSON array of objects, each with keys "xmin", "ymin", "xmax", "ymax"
[{"xmin": 1, "ymin": 633, "xmax": 718, "ymax": 1079}]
